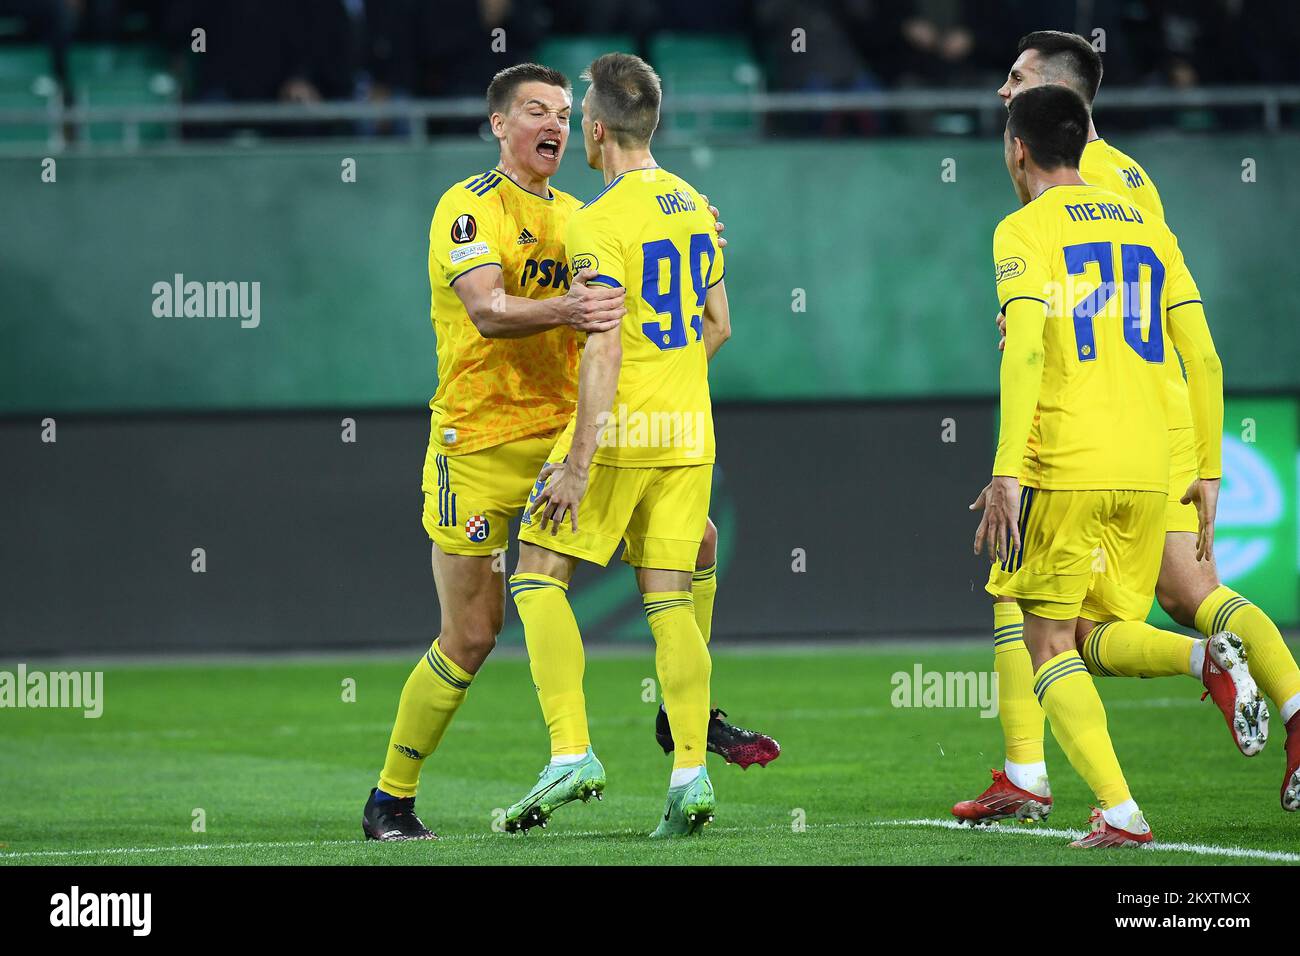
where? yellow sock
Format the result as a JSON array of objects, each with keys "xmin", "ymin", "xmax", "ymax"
[
  {"xmin": 644, "ymin": 591, "xmax": 711, "ymax": 770},
  {"xmin": 993, "ymin": 602, "xmax": 1045, "ymax": 764},
  {"xmin": 1034, "ymin": 650, "xmax": 1131, "ymax": 809},
  {"xmin": 510, "ymin": 573, "xmax": 589, "ymax": 756},
  {"xmin": 1080, "ymin": 620, "xmax": 1195, "ymax": 678},
  {"xmin": 691, "ymin": 563, "xmax": 717, "ymax": 645},
  {"xmin": 377, "ymin": 637, "xmax": 474, "ymax": 798},
  {"xmin": 1195, "ymin": 585, "xmax": 1300, "ymax": 715}
]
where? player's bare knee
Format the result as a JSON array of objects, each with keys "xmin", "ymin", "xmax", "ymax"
[
  {"xmin": 1073, "ymin": 618, "xmax": 1097, "ymax": 648},
  {"xmin": 466, "ymin": 626, "xmax": 498, "ymax": 662},
  {"xmin": 1155, "ymin": 573, "xmax": 1213, "ymax": 628},
  {"xmin": 1157, "ymin": 534, "xmax": 1221, "ymax": 628},
  {"xmin": 1155, "ymin": 583, "xmax": 1196, "ymax": 628},
  {"xmin": 696, "ymin": 518, "xmax": 718, "ymax": 568},
  {"xmin": 439, "ymin": 622, "xmax": 497, "ymax": 671}
]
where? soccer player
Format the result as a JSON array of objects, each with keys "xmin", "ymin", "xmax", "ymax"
[
  {"xmin": 504, "ymin": 52, "xmax": 729, "ymax": 837},
  {"xmin": 955, "ymin": 30, "xmax": 1299, "ymax": 825},
  {"xmin": 360, "ymin": 63, "xmax": 769, "ymax": 842},
  {"xmin": 979, "ymin": 84, "xmax": 1230, "ymax": 845}
]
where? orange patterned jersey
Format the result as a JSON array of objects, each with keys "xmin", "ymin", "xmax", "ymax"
[{"xmin": 427, "ymin": 168, "xmax": 583, "ymax": 455}]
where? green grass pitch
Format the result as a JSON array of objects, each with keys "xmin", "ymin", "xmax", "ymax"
[{"xmin": 2, "ymin": 641, "xmax": 1297, "ymax": 866}]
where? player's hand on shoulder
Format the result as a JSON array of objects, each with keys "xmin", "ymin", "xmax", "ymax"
[
  {"xmin": 563, "ymin": 267, "xmax": 625, "ymax": 333},
  {"xmin": 994, "ymin": 311, "xmax": 1006, "ymax": 352},
  {"xmin": 700, "ymin": 193, "xmax": 726, "ymax": 249}
]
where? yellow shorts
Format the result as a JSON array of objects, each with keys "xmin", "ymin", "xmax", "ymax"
[
  {"xmin": 420, "ymin": 431, "xmax": 558, "ymax": 556},
  {"xmin": 518, "ymin": 457, "xmax": 712, "ymax": 572},
  {"xmin": 1165, "ymin": 427, "xmax": 1199, "ymax": 534},
  {"xmin": 989, "ymin": 487, "xmax": 1165, "ymax": 622},
  {"xmin": 987, "ymin": 428, "xmax": 1200, "ymax": 594}
]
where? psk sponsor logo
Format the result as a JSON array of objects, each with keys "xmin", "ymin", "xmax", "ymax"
[
  {"xmin": 520, "ymin": 258, "xmax": 570, "ymax": 289},
  {"xmin": 465, "ymin": 514, "xmax": 490, "ymax": 542}
]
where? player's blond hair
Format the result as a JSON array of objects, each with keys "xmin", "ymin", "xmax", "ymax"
[{"xmin": 581, "ymin": 53, "xmax": 661, "ymax": 147}]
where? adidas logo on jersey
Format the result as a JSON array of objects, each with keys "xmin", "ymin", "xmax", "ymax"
[{"xmin": 516, "ymin": 228, "xmax": 539, "ymax": 245}]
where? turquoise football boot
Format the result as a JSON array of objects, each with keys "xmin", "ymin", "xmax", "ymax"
[
  {"xmin": 650, "ymin": 770, "xmax": 716, "ymax": 838},
  {"xmin": 503, "ymin": 749, "xmax": 606, "ymax": 833}
]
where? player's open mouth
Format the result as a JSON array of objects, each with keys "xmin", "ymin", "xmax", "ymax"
[{"xmin": 537, "ymin": 139, "xmax": 560, "ymax": 160}]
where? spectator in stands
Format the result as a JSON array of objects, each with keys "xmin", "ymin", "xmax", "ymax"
[
  {"xmin": 420, "ymin": 0, "xmax": 548, "ymax": 134},
  {"xmin": 756, "ymin": 0, "xmax": 895, "ymax": 135},
  {"xmin": 0, "ymin": 0, "xmax": 74, "ymax": 93}
]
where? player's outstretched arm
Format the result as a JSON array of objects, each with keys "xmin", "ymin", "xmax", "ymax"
[
  {"xmin": 453, "ymin": 265, "xmax": 625, "ymax": 339},
  {"xmin": 1168, "ymin": 299, "xmax": 1225, "ymax": 559},
  {"xmin": 702, "ymin": 278, "xmax": 731, "ymax": 360},
  {"xmin": 529, "ymin": 327, "xmax": 623, "ymax": 534}
]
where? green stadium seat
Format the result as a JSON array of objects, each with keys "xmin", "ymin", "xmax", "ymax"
[
  {"xmin": 647, "ymin": 33, "xmax": 762, "ymax": 138},
  {"xmin": 68, "ymin": 42, "xmax": 168, "ymax": 84},
  {"xmin": 0, "ymin": 45, "xmax": 58, "ymax": 144},
  {"xmin": 0, "ymin": 44, "xmax": 51, "ymax": 80},
  {"xmin": 534, "ymin": 34, "xmax": 637, "ymax": 99},
  {"xmin": 69, "ymin": 43, "xmax": 177, "ymax": 144}
]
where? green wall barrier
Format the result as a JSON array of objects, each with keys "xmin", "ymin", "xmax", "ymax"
[{"xmin": 1, "ymin": 135, "xmax": 1295, "ymax": 413}]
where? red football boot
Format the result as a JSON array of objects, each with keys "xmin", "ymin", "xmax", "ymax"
[
  {"xmin": 1200, "ymin": 633, "xmax": 1269, "ymax": 756},
  {"xmin": 951, "ymin": 769, "xmax": 1052, "ymax": 825},
  {"xmin": 1283, "ymin": 713, "xmax": 1300, "ymax": 811},
  {"xmin": 1069, "ymin": 807, "xmax": 1153, "ymax": 848}
]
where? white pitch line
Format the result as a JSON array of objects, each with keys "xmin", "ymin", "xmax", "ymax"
[
  {"xmin": 4, "ymin": 818, "xmax": 1293, "ymax": 863},
  {"xmin": 0, "ymin": 840, "xmax": 358, "ymax": 860},
  {"xmin": 879, "ymin": 818, "xmax": 1300, "ymax": 863},
  {"xmin": 0, "ymin": 822, "xmax": 866, "ymax": 862}
]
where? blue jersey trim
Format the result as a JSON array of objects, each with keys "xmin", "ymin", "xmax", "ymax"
[
  {"xmin": 1167, "ymin": 298, "xmax": 1203, "ymax": 311},
  {"xmin": 465, "ymin": 171, "xmax": 504, "ymax": 197},
  {"xmin": 449, "ymin": 261, "xmax": 503, "ymax": 285},
  {"xmin": 1031, "ymin": 182, "xmax": 1091, "ymax": 203},
  {"xmin": 496, "ymin": 170, "xmax": 555, "ymax": 202},
  {"xmin": 589, "ymin": 274, "xmax": 623, "ymax": 288},
  {"xmin": 581, "ymin": 165, "xmax": 659, "ymax": 208}
]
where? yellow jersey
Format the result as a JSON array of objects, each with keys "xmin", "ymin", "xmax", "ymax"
[
  {"xmin": 1079, "ymin": 138, "xmax": 1191, "ymax": 431},
  {"xmin": 564, "ymin": 165, "xmax": 724, "ymax": 467},
  {"xmin": 426, "ymin": 169, "xmax": 582, "ymax": 455},
  {"xmin": 992, "ymin": 183, "xmax": 1202, "ymax": 492}
]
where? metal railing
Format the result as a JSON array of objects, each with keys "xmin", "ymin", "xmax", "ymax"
[{"xmin": 2, "ymin": 85, "xmax": 1298, "ymax": 149}]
